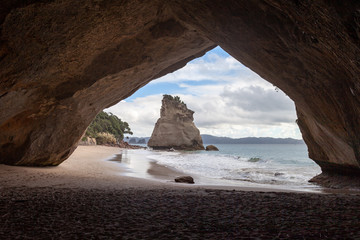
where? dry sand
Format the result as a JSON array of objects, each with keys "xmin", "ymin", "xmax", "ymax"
[
  {"xmin": 1, "ymin": 146, "xmax": 360, "ymax": 239},
  {"xmin": 0, "ymin": 145, "xmax": 173, "ymax": 190}
]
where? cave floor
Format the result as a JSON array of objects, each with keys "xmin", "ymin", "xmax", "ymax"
[{"xmin": 0, "ymin": 187, "xmax": 359, "ymax": 239}]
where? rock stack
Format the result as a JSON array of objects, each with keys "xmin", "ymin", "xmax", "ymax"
[{"xmin": 148, "ymin": 95, "xmax": 204, "ymax": 150}]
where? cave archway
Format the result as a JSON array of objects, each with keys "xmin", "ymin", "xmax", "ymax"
[
  {"xmin": 0, "ymin": 1, "xmax": 359, "ymax": 184},
  {"xmin": 108, "ymin": 46, "xmax": 302, "ymax": 142},
  {"xmin": 105, "ymin": 46, "xmax": 322, "ymax": 188}
]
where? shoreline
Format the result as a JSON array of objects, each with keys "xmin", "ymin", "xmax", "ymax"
[
  {"xmin": 0, "ymin": 145, "xmax": 358, "ymax": 194},
  {"xmin": 114, "ymin": 147, "xmax": 360, "ymax": 194}
]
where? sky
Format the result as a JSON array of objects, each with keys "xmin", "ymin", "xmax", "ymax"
[{"xmin": 106, "ymin": 47, "xmax": 302, "ymax": 139}]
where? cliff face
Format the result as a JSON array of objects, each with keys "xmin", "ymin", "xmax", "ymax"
[
  {"xmin": 0, "ymin": 0, "xmax": 214, "ymax": 165},
  {"xmin": 0, "ymin": 0, "xmax": 360, "ymax": 184},
  {"xmin": 148, "ymin": 96, "xmax": 204, "ymax": 150}
]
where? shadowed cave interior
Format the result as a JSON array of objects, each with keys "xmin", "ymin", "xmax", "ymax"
[{"xmin": 0, "ymin": 0, "xmax": 360, "ymax": 188}]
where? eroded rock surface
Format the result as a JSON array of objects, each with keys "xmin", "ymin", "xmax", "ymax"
[
  {"xmin": 0, "ymin": 0, "xmax": 214, "ymax": 165},
  {"xmin": 148, "ymin": 95, "xmax": 204, "ymax": 150},
  {"xmin": 1, "ymin": 0, "xmax": 360, "ymax": 184}
]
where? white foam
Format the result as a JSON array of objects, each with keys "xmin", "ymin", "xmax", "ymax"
[{"xmin": 147, "ymin": 150, "xmax": 321, "ymax": 187}]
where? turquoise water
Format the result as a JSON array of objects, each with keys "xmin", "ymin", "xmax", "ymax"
[
  {"xmin": 117, "ymin": 143, "xmax": 322, "ymax": 191},
  {"xmin": 143, "ymin": 144, "xmax": 322, "ymax": 190},
  {"xmin": 204, "ymin": 144, "xmax": 314, "ymax": 166}
]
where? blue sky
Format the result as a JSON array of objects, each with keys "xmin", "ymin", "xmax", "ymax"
[{"xmin": 106, "ymin": 47, "xmax": 302, "ymax": 139}]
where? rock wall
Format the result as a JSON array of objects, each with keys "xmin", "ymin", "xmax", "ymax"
[
  {"xmin": 148, "ymin": 95, "xmax": 204, "ymax": 150},
  {"xmin": 1, "ymin": 0, "xmax": 360, "ymax": 183},
  {"xmin": 0, "ymin": 0, "xmax": 214, "ymax": 165},
  {"xmin": 170, "ymin": 0, "xmax": 360, "ymax": 181}
]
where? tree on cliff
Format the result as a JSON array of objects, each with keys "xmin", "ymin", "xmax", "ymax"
[
  {"xmin": 85, "ymin": 111, "xmax": 132, "ymax": 142},
  {"xmin": 163, "ymin": 94, "xmax": 186, "ymax": 106}
]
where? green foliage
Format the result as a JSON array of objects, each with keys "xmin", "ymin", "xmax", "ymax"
[
  {"xmin": 163, "ymin": 94, "xmax": 186, "ymax": 106},
  {"xmin": 85, "ymin": 111, "xmax": 133, "ymax": 142}
]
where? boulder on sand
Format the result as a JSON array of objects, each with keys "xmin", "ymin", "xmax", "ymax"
[{"xmin": 175, "ymin": 176, "xmax": 195, "ymax": 184}]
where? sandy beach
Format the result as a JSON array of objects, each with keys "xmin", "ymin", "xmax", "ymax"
[
  {"xmin": 1, "ymin": 146, "xmax": 360, "ymax": 239},
  {"xmin": 0, "ymin": 145, "xmax": 307, "ymax": 192},
  {"xmin": 0, "ymin": 145, "xmax": 169, "ymax": 190}
]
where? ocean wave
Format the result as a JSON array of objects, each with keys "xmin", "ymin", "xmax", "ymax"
[{"xmin": 146, "ymin": 150, "xmax": 320, "ymax": 187}]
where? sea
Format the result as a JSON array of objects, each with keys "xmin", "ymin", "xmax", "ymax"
[{"xmin": 115, "ymin": 143, "xmax": 323, "ymax": 192}]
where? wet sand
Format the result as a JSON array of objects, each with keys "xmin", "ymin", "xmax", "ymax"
[{"xmin": 1, "ymin": 146, "xmax": 360, "ymax": 239}]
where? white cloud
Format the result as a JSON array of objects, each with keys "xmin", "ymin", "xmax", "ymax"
[
  {"xmin": 106, "ymin": 90, "xmax": 301, "ymax": 139},
  {"xmin": 152, "ymin": 52, "xmax": 269, "ymax": 87},
  {"xmin": 224, "ymin": 86, "xmax": 286, "ymax": 110},
  {"xmin": 106, "ymin": 49, "xmax": 302, "ymax": 139},
  {"xmin": 105, "ymin": 95, "xmax": 161, "ymax": 136}
]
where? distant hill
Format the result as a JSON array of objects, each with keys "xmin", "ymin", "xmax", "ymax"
[
  {"xmin": 126, "ymin": 135, "xmax": 304, "ymax": 145},
  {"xmin": 201, "ymin": 134, "xmax": 304, "ymax": 144}
]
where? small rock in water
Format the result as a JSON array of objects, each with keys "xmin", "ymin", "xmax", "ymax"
[
  {"xmin": 175, "ymin": 176, "xmax": 194, "ymax": 184},
  {"xmin": 248, "ymin": 157, "xmax": 261, "ymax": 162},
  {"xmin": 205, "ymin": 145, "xmax": 219, "ymax": 151}
]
